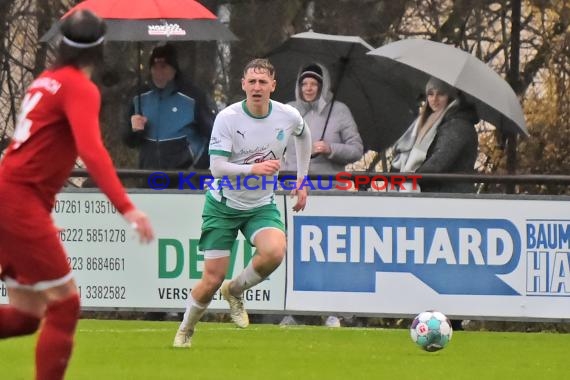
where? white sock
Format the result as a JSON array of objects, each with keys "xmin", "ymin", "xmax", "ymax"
[
  {"xmin": 179, "ymin": 294, "xmax": 209, "ymax": 331},
  {"xmin": 230, "ymin": 263, "xmax": 264, "ymax": 296}
]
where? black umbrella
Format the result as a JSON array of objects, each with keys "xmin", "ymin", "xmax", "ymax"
[{"xmin": 266, "ymin": 31, "xmax": 417, "ymax": 152}]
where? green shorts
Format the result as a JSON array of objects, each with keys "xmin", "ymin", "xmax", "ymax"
[{"xmin": 199, "ymin": 193, "xmax": 285, "ymax": 251}]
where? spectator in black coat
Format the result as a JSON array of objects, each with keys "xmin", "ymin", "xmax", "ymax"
[{"xmin": 390, "ymin": 77, "xmax": 479, "ymax": 193}]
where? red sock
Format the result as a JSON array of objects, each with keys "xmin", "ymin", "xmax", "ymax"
[
  {"xmin": 35, "ymin": 294, "xmax": 80, "ymax": 380},
  {"xmin": 0, "ymin": 306, "xmax": 40, "ymax": 338}
]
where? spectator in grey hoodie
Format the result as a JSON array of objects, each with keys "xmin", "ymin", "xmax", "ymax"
[{"xmin": 282, "ymin": 63, "xmax": 363, "ymax": 176}]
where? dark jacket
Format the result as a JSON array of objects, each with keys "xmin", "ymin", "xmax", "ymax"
[
  {"xmin": 414, "ymin": 103, "xmax": 479, "ymax": 193},
  {"xmin": 123, "ymin": 79, "xmax": 216, "ymax": 170}
]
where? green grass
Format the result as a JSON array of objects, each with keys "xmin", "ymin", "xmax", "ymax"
[{"xmin": 1, "ymin": 319, "xmax": 568, "ymax": 380}]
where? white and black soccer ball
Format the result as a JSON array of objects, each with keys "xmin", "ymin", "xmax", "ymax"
[{"xmin": 410, "ymin": 310, "xmax": 453, "ymax": 352}]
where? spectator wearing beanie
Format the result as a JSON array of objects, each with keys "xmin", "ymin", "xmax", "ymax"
[
  {"xmin": 298, "ymin": 64, "xmax": 323, "ymax": 92},
  {"xmin": 123, "ymin": 43, "xmax": 217, "ymax": 184},
  {"xmin": 282, "ymin": 62, "xmax": 363, "ymax": 175}
]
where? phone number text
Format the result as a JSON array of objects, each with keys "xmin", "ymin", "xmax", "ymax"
[
  {"xmin": 67, "ymin": 257, "xmax": 126, "ymax": 271},
  {"xmin": 59, "ymin": 228, "xmax": 127, "ymax": 243},
  {"xmin": 54, "ymin": 199, "xmax": 117, "ymax": 214},
  {"xmin": 78, "ymin": 285, "xmax": 127, "ymax": 300}
]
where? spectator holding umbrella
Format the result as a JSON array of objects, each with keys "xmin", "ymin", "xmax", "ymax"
[
  {"xmin": 123, "ymin": 43, "xmax": 216, "ymax": 187},
  {"xmin": 282, "ymin": 62, "xmax": 363, "ymax": 175}
]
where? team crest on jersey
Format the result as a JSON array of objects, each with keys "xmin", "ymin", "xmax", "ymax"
[{"xmin": 276, "ymin": 129, "xmax": 284, "ymax": 141}]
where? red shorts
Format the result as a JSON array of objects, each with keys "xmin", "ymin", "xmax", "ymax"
[
  {"xmin": 0, "ymin": 232, "xmax": 71, "ymax": 289},
  {"xmin": 0, "ymin": 182, "xmax": 71, "ymax": 289}
]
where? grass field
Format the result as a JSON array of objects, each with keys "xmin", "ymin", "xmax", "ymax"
[{"xmin": 1, "ymin": 319, "xmax": 568, "ymax": 380}]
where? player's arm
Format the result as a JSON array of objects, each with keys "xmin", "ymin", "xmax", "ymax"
[
  {"xmin": 209, "ymin": 153, "xmax": 280, "ymax": 177},
  {"xmin": 63, "ymin": 77, "xmax": 153, "ymax": 243},
  {"xmin": 294, "ymin": 121, "xmax": 311, "ymax": 180},
  {"xmin": 208, "ymin": 113, "xmax": 279, "ymax": 177},
  {"xmin": 210, "ymin": 154, "xmax": 252, "ymax": 176},
  {"xmin": 290, "ymin": 120, "xmax": 312, "ymax": 211}
]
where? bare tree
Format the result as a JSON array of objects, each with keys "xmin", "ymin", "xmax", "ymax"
[
  {"xmin": 1, "ymin": 0, "xmax": 569, "ymax": 194},
  {"xmin": 227, "ymin": 0, "xmax": 305, "ymax": 102},
  {"xmin": 1, "ymin": 0, "xmax": 37, "ymax": 153}
]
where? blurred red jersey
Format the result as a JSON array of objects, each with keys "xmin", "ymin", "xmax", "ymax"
[{"xmin": 0, "ymin": 66, "xmax": 133, "ymax": 214}]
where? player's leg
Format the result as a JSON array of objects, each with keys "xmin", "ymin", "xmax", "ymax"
[
  {"xmin": 220, "ymin": 228, "xmax": 285, "ymax": 329},
  {"xmin": 228, "ymin": 203, "xmax": 285, "ymax": 295},
  {"xmin": 229, "ymin": 228, "xmax": 285, "ymax": 293},
  {"xmin": 173, "ymin": 254, "xmax": 230, "ymax": 348},
  {"xmin": 249, "ymin": 228, "xmax": 286, "ymax": 276},
  {"xmin": 219, "ymin": 275, "xmax": 249, "ymax": 328},
  {"xmin": 2, "ymin": 273, "xmax": 79, "ymax": 380},
  {"xmin": 0, "ymin": 238, "xmax": 42, "ymax": 338},
  {"xmin": 0, "ymin": 286, "xmax": 42, "ymax": 338},
  {"xmin": 174, "ymin": 194, "xmax": 238, "ymax": 346},
  {"xmin": 36, "ymin": 280, "xmax": 80, "ymax": 380},
  {"xmin": 200, "ymin": 197, "xmax": 255, "ymax": 329},
  {"xmin": 0, "ymin": 188, "xmax": 80, "ymax": 378},
  {"xmin": 1, "ymin": 227, "xmax": 79, "ymax": 380},
  {"xmin": 221, "ymin": 204, "xmax": 285, "ymax": 328}
]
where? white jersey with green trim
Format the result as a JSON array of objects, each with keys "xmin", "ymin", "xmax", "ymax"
[{"xmin": 208, "ymin": 100, "xmax": 305, "ymax": 210}]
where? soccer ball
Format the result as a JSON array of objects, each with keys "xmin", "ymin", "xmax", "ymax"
[{"xmin": 410, "ymin": 310, "xmax": 453, "ymax": 352}]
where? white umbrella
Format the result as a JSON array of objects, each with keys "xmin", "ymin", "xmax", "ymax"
[{"xmin": 367, "ymin": 39, "xmax": 528, "ymax": 136}]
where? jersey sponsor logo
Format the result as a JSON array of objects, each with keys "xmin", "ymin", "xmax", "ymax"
[
  {"xmin": 292, "ymin": 216, "xmax": 521, "ymax": 295},
  {"xmin": 237, "ymin": 145, "xmax": 269, "ymax": 156},
  {"xmin": 243, "ymin": 151, "xmax": 277, "ymax": 164}
]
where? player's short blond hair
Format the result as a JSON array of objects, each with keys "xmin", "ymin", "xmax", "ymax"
[{"xmin": 243, "ymin": 58, "xmax": 275, "ymax": 78}]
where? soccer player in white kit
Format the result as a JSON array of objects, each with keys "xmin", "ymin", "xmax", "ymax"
[{"xmin": 173, "ymin": 58, "xmax": 312, "ymax": 348}]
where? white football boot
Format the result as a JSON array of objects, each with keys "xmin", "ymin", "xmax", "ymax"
[
  {"xmin": 172, "ymin": 326, "xmax": 194, "ymax": 348},
  {"xmin": 220, "ymin": 282, "xmax": 249, "ymax": 328}
]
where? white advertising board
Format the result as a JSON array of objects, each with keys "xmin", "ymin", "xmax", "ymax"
[
  {"xmin": 0, "ymin": 191, "xmax": 286, "ymax": 311},
  {"xmin": 285, "ymin": 194, "xmax": 570, "ymax": 321},
  {"xmin": 3, "ymin": 191, "xmax": 570, "ymax": 321}
]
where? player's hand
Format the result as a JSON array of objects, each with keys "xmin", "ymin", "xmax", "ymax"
[
  {"xmin": 290, "ymin": 178, "xmax": 308, "ymax": 212},
  {"xmin": 251, "ymin": 159, "xmax": 281, "ymax": 176},
  {"xmin": 131, "ymin": 115, "xmax": 147, "ymax": 132},
  {"xmin": 123, "ymin": 209, "xmax": 154, "ymax": 244}
]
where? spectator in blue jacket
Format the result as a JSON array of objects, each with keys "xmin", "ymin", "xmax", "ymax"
[{"xmin": 123, "ymin": 43, "xmax": 216, "ymax": 180}]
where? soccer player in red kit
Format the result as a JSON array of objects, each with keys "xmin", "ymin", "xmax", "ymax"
[{"xmin": 0, "ymin": 10, "xmax": 154, "ymax": 380}]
